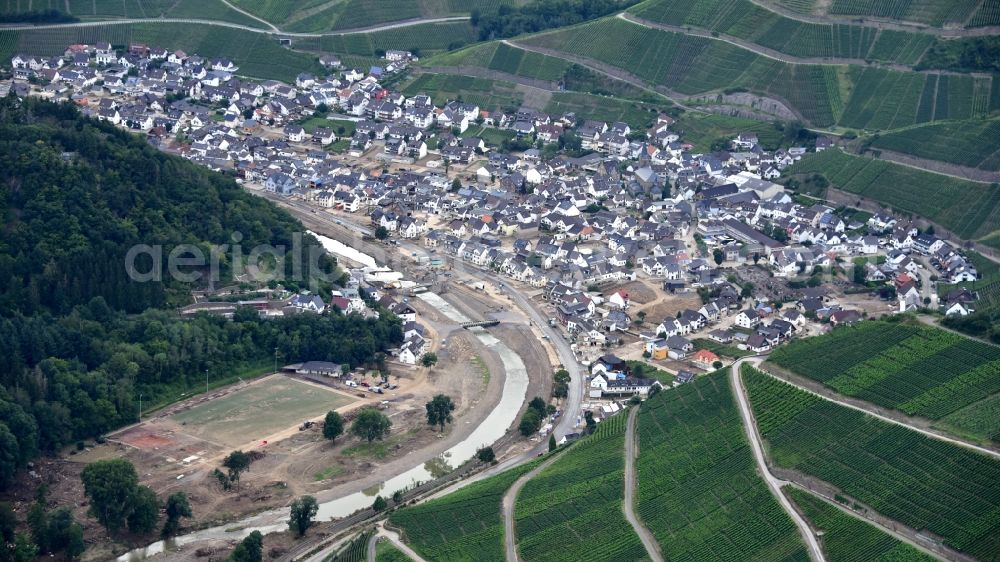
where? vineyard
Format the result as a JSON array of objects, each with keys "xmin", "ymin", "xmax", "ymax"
[
  {"xmin": 293, "ymin": 21, "xmax": 479, "ymax": 59},
  {"xmin": 229, "ymin": 0, "xmax": 330, "ymax": 25},
  {"xmin": 785, "ymin": 488, "xmax": 937, "ymax": 562},
  {"xmin": 388, "ymin": 458, "xmax": 545, "ymax": 562},
  {"xmin": 283, "ymin": 0, "xmax": 422, "ymax": 33},
  {"xmin": 543, "ymin": 93, "xmax": 662, "ymax": 130},
  {"xmin": 767, "ymin": 320, "xmax": 1000, "ymax": 440},
  {"xmin": 401, "ymin": 74, "xmax": 524, "ymax": 111},
  {"xmin": 837, "ymin": 67, "xmax": 985, "ymax": 130},
  {"xmin": 635, "ymin": 370, "xmax": 809, "ymax": 561},
  {"xmin": 743, "ymin": 366, "xmax": 1000, "ymax": 561},
  {"xmin": 870, "ymin": 119, "xmax": 1000, "ymax": 171},
  {"xmin": 629, "ymin": 0, "xmax": 930, "ymax": 63},
  {"xmin": 514, "ymin": 412, "xmax": 649, "ymax": 562},
  {"xmin": 517, "ymin": 18, "xmax": 840, "ymax": 126},
  {"xmin": 827, "ymin": 0, "xmax": 980, "ymax": 26},
  {"xmin": 784, "ymin": 149, "xmax": 1000, "ymax": 239},
  {"xmin": 332, "ymin": 529, "xmax": 377, "ymax": 562},
  {"xmin": 43, "ymin": 0, "xmax": 270, "ymax": 27},
  {"xmin": 969, "ymin": 1, "xmax": 1000, "ymax": 26}
]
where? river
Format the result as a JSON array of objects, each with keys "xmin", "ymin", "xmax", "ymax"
[{"xmin": 119, "ymin": 245, "xmax": 529, "ymax": 560}]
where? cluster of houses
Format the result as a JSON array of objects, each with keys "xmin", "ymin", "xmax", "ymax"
[{"xmin": 6, "ymin": 39, "xmax": 986, "ymax": 371}]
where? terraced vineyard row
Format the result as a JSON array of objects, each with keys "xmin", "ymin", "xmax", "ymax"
[
  {"xmin": 515, "ymin": 413, "xmax": 649, "ymax": 562},
  {"xmin": 514, "ymin": 18, "xmax": 990, "ymax": 129},
  {"xmin": 871, "ymin": 119, "xmax": 1000, "ymax": 171},
  {"xmin": 518, "ymin": 18, "xmax": 840, "ymax": 126},
  {"xmin": 283, "ymin": 0, "xmax": 422, "ymax": 33},
  {"xmin": 743, "ymin": 366, "xmax": 1000, "ymax": 561},
  {"xmin": 389, "ymin": 457, "xmax": 546, "ymax": 562},
  {"xmin": 293, "ymin": 21, "xmax": 479, "ymax": 59},
  {"xmin": 631, "ymin": 0, "xmax": 937, "ymax": 64},
  {"xmin": 785, "ymin": 149, "xmax": 1000, "ymax": 239},
  {"xmin": 54, "ymin": 0, "xmax": 267, "ymax": 27},
  {"xmin": 635, "ymin": 369, "xmax": 809, "ymax": 561},
  {"xmin": 401, "ymin": 74, "xmax": 523, "ymax": 111},
  {"xmin": 828, "ymin": 0, "xmax": 980, "ymax": 26},
  {"xmin": 230, "ymin": 0, "xmax": 329, "ymax": 25},
  {"xmin": 786, "ymin": 488, "xmax": 937, "ymax": 562},
  {"xmin": 767, "ymin": 320, "xmax": 1000, "ymax": 438}
]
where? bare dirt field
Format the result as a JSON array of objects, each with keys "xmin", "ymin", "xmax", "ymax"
[
  {"xmin": 633, "ymin": 290, "xmax": 703, "ymax": 323},
  {"xmin": 611, "ymin": 280, "xmax": 658, "ymax": 305}
]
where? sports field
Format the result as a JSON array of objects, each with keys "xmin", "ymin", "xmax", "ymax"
[{"xmin": 171, "ymin": 376, "xmax": 355, "ymax": 448}]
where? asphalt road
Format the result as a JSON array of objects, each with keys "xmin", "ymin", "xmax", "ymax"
[
  {"xmin": 731, "ymin": 357, "xmax": 826, "ymax": 562},
  {"xmin": 623, "ymin": 406, "xmax": 665, "ymax": 562}
]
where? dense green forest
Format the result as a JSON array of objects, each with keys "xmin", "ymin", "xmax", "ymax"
[
  {"xmin": 0, "ymin": 97, "xmax": 403, "ymax": 488},
  {"xmin": 473, "ymin": 0, "xmax": 639, "ymax": 41}
]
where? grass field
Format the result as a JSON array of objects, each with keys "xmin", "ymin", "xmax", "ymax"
[
  {"xmin": 743, "ymin": 365, "xmax": 1000, "ymax": 560},
  {"xmin": 786, "ymin": 488, "xmax": 937, "ymax": 562},
  {"xmin": 170, "ymin": 376, "xmax": 354, "ymax": 448},
  {"xmin": 767, "ymin": 320, "xmax": 1000, "ymax": 441},
  {"xmin": 870, "ymin": 119, "xmax": 1000, "ymax": 171},
  {"xmin": 515, "ymin": 413, "xmax": 649, "ymax": 562},
  {"xmin": 784, "ymin": 149, "xmax": 1000, "ymax": 239},
  {"xmin": 389, "ymin": 457, "xmax": 546, "ymax": 562},
  {"xmin": 636, "ymin": 370, "xmax": 809, "ymax": 561},
  {"xmin": 375, "ymin": 540, "xmax": 414, "ymax": 562}
]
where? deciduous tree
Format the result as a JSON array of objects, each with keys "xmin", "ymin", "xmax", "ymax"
[
  {"xmin": 425, "ymin": 395, "xmax": 455, "ymax": 431},
  {"xmin": 351, "ymin": 408, "xmax": 392, "ymax": 443},
  {"xmin": 288, "ymin": 496, "xmax": 318, "ymax": 537},
  {"xmin": 323, "ymin": 411, "xmax": 343, "ymax": 442}
]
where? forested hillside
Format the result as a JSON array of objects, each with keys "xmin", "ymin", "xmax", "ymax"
[{"xmin": 0, "ymin": 97, "xmax": 402, "ymax": 487}]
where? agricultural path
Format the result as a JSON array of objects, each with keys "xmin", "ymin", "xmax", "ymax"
[
  {"xmin": 366, "ymin": 523, "xmax": 428, "ymax": 562},
  {"xmin": 620, "ymin": 13, "xmax": 942, "ymax": 73},
  {"xmin": 219, "ymin": 0, "xmax": 278, "ymax": 32},
  {"xmin": 0, "ymin": 16, "xmax": 470, "ymax": 38},
  {"xmin": 730, "ymin": 358, "xmax": 826, "ymax": 562},
  {"xmin": 745, "ymin": 0, "xmax": 1000, "ymax": 36},
  {"xmin": 754, "ymin": 360, "xmax": 1000, "ymax": 460},
  {"xmin": 623, "ymin": 406, "xmax": 666, "ymax": 562},
  {"xmin": 502, "ymin": 452, "xmax": 563, "ymax": 562},
  {"xmin": 502, "ymin": 40, "xmax": 703, "ymax": 113}
]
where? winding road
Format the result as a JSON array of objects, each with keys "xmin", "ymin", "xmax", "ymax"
[
  {"xmin": 731, "ymin": 357, "xmax": 826, "ymax": 562},
  {"xmin": 623, "ymin": 406, "xmax": 665, "ymax": 562},
  {"xmin": 364, "ymin": 523, "xmax": 428, "ymax": 562}
]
